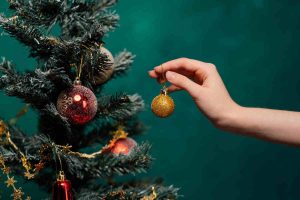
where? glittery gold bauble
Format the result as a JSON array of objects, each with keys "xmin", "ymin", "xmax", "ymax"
[
  {"xmin": 94, "ymin": 46, "xmax": 115, "ymax": 85},
  {"xmin": 151, "ymin": 93, "xmax": 175, "ymax": 118}
]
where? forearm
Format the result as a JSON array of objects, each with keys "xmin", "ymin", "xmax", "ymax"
[
  {"xmin": 149, "ymin": 58, "xmax": 300, "ymax": 145},
  {"xmin": 219, "ymin": 106, "xmax": 300, "ymax": 146}
]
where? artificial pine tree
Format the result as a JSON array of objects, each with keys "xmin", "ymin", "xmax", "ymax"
[{"xmin": 0, "ymin": 0, "xmax": 179, "ymax": 199}]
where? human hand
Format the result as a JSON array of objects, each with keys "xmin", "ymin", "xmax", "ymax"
[
  {"xmin": 149, "ymin": 58, "xmax": 240, "ymax": 128},
  {"xmin": 150, "ymin": 58, "xmax": 300, "ymax": 145}
]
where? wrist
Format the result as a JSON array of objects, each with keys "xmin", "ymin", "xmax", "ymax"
[{"xmin": 213, "ymin": 103, "xmax": 246, "ymax": 131}]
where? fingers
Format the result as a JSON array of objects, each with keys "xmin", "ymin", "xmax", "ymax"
[
  {"xmin": 148, "ymin": 70, "xmax": 158, "ymax": 78},
  {"xmin": 149, "ymin": 58, "xmax": 213, "ymax": 97},
  {"xmin": 149, "ymin": 58, "xmax": 215, "ymax": 85},
  {"xmin": 148, "ymin": 72, "xmax": 194, "ymax": 94},
  {"xmin": 149, "ymin": 70, "xmax": 182, "ymax": 93},
  {"xmin": 155, "ymin": 58, "xmax": 212, "ymax": 76},
  {"xmin": 167, "ymin": 85, "xmax": 182, "ymax": 93},
  {"xmin": 165, "ymin": 71, "xmax": 202, "ymax": 98},
  {"xmin": 148, "ymin": 70, "xmax": 167, "ymax": 84}
]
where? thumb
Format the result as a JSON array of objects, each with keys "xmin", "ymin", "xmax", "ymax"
[{"xmin": 166, "ymin": 71, "xmax": 202, "ymax": 98}]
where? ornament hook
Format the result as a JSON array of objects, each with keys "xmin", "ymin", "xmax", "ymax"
[
  {"xmin": 57, "ymin": 171, "xmax": 65, "ymax": 181},
  {"xmin": 161, "ymin": 85, "xmax": 168, "ymax": 95}
]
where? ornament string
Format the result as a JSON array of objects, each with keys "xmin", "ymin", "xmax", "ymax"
[
  {"xmin": 160, "ymin": 64, "xmax": 168, "ymax": 95},
  {"xmin": 57, "ymin": 150, "xmax": 63, "ymax": 171},
  {"xmin": 52, "ymin": 142, "xmax": 63, "ymax": 174},
  {"xmin": 76, "ymin": 55, "xmax": 84, "ymax": 81},
  {"xmin": 52, "ymin": 142, "xmax": 67, "ymax": 183}
]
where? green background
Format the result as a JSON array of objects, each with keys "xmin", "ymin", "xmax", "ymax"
[{"xmin": 1, "ymin": 0, "xmax": 300, "ymax": 199}]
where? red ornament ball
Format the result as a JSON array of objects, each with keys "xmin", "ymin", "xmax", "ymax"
[
  {"xmin": 110, "ymin": 137, "xmax": 137, "ymax": 156},
  {"xmin": 57, "ymin": 82, "xmax": 98, "ymax": 125}
]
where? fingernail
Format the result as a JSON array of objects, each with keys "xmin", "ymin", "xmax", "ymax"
[{"xmin": 166, "ymin": 71, "xmax": 175, "ymax": 80}]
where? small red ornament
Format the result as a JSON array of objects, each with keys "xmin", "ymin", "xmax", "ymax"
[
  {"xmin": 57, "ymin": 80, "xmax": 98, "ymax": 124},
  {"xmin": 110, "ymin": 137, "xmax": 137, "ymax": 156},
  {"xmin": 52, "ymin": 171, "xmax": 73, "ymax": 200}
]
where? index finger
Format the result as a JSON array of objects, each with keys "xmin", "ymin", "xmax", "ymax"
[{"xmin": 154, "ymin": 58, "xmax": 212, "ymax": 75}]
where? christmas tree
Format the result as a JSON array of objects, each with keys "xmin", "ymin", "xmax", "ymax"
[{"xmin": 0, "ymin": 0, "xmax": 179, "ymax": 199}]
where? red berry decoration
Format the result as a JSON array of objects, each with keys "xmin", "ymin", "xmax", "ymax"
[
  {"xmin": 110, "ymin": 137, "xmax": 137, "ymax": 156},
  {"xmin": 57, "ymin": 80, "xmax": 98, "ymax": 125}
]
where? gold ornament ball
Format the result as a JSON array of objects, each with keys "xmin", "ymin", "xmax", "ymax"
[
  {"xmin": 94, "ymin": 46, "xmax": 115, "ymax": 85},
  {"xmin": 151, "ymin": 93, "xmax": 175, "ymax": 118}
]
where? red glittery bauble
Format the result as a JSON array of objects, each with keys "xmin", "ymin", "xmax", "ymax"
[
  {"xmin": 57, "ymin": 82, "xmax": 97, "ymax": 125},
  {"xmin": 110, "ymin": 138, "xmax": 137, "ymax": 156}
]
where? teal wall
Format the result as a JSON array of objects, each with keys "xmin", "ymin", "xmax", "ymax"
[{"xmin": 1, "ymin": 0, "xmax": 300, "ymax": 199}]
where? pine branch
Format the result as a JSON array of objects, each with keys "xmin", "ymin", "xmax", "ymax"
[
  {"xmin": 0, "ymin": 146, "xmax": 19, "ymax": 163},
  {"xmin": 97, "ymin": 93, "xmax": 144, "ymax": 120},
  {"xmin": 80, "ymin": 119, "xmax": 146, "ymax": 148},
  {"xmin": 10, "ymin": 133, "xmax": 152, "ymax": 180},
  {"xmin": 0, "ymin": 58, "xmax": 15, "ymax": 75},
  {"xmin": 90, "ymin": 0, "xmax": 118, "ymax": 11},
  {"xmin": 59, "ymin": 142, "xmax": 152, "ymax": 179},
  {"xmin": 7, "ymin": 0, "xmax": 65, "ymax": 27},
  {"xmin": 0, "ymin": 16, "xmax": 104, "ymax": 60},
  {"xmin": 39, "ymin": 103, "xmax": 72, "ymax": 141},
  {"xmin": 78, "ymin": 122, "xmax": 120, "ymax": 147},
  {"xmin": 77, "ymin": 183, "xmax": 180, "ymax": 200},
  {"xmin": 43, "ymin": 41, "xmax": 111, "ymax": 88},
  {"xmin": 7, "ymin": 0, "xmax": 119, "ymax": 32},
  {"xmin": 7, "ymin": 0, "xmax": 21, "ymax": 10},
  {"xmin": 36, "ymin": 66, "xmax": 72, "ymax": 90},
  {"xmin": 0, "ymin": 1, "xmax": 181, "ymax": 199},
  {"xmin": 64, "ymin": 0, "xmax": 118, "ymax": 14},
  {"xmin": 0, "ymin": 15, "xmax": 106, "ymax": 59},
  {"xmin": 112, "ymin": 50, "xmax": 135, "ymax": 78},
  {"xmin": 39, "ymin": 104, "xmax": 91, "ymax": 149},
  {"xmin": 97, "ymin": 10, "xmax": 119, "ymax": 32},
  {"xmin": 61, "ymin": 16, "xmax": 106, "ymax": 40},
  {"xmin": 0, "ymin": 124, "xmax": 46, "ymax": 174},
  {"xmin": 0, "ymin": 15, "xmax": 54, "ymax": 57},
  {"xmin": 0, "ymin": 61, "xmax": 57, "ymax": 107},
  {"xmin": 0, "ymin": 58, "xmax": 16, "ymax": 88}
]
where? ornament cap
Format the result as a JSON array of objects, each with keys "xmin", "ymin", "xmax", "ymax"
[
  {"xmin": 53, "ymin": 170, "xmax": 73, "ymax": 200},
  {"xmin": 73, "ymin": 78, "xmax": 82, "ymax": 85},
  {"xmin": 57, "ymin": 171, "xmax": 65, "ymax": 181},
  {"xmin": 160, "ymin": 86, "xmax": 168, "ymax": 95}
]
